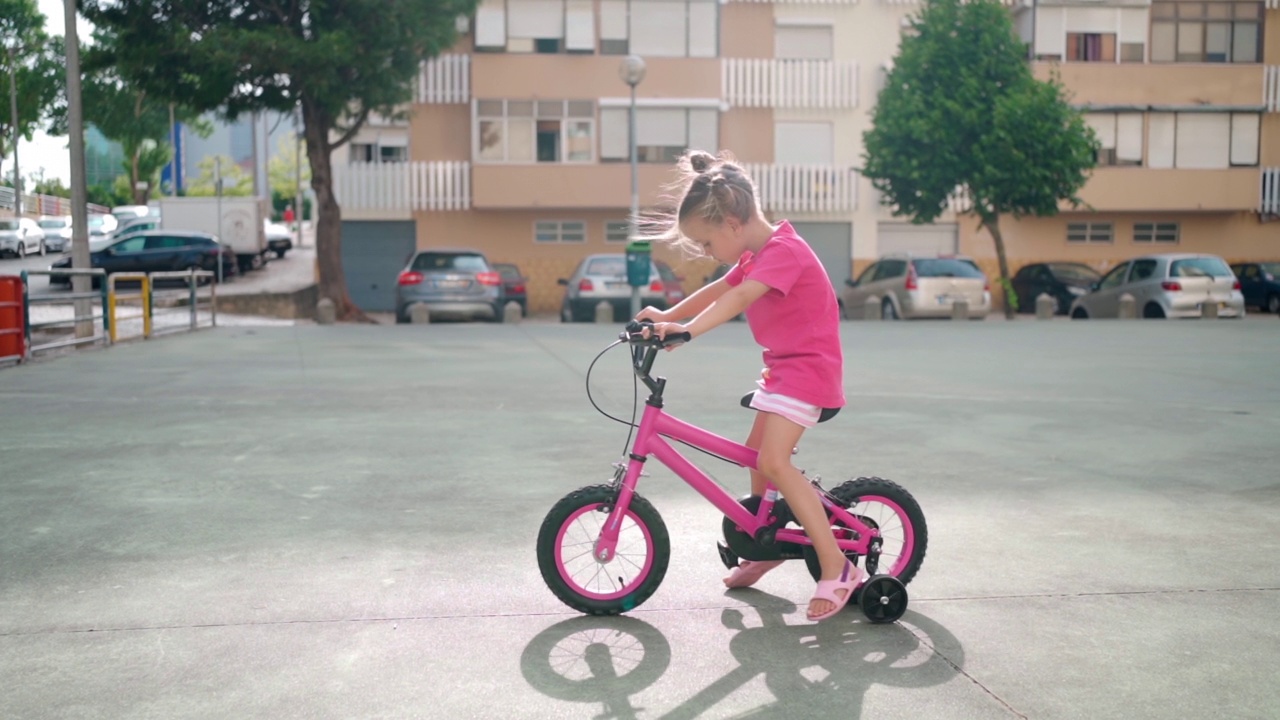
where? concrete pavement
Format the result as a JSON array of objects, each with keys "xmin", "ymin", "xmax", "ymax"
[{"xmin": 1, "ymin": 320, "xmax": 1277, "ymax": 719}]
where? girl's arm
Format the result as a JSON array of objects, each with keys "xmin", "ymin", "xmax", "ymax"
[
  {"xmin": 638, "ymin": 275, "xmax": 732, "ymax": 323},
  {"xmin": 685, "ymin": 279, "xmax": 770, "ymax": 338}
]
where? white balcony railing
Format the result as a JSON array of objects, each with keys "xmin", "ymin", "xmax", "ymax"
[
  {"xmin": 1262, "ymin": 168, "xmax": 1280, "ymax": 216},
  {"xmin": 1266, "ymin": 66, "xmax": 1280, "ymax": 113},
  {"xmin": 416, "ymin": 54, "xmax": 470, "ymax": 104},
  {"xmin": 334, "ymin": 161, "xmax": 470, "ymax": 213},
  {"xmin": 744, "ymin": 165, "xmax": 858, "ymax": 214},
  {"xmin": 723, "ymin": 59, "xmax": 858, "ymax": 109}
]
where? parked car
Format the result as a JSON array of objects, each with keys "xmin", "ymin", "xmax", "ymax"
[
  {"xmin": 557, "ymin": 253, "xmax": 670, "ymax": 323},
  {"xmin": 37, "ymin": 216, "xmax": 73, "ymax": 253},
  {"xmin": 492, "ymin": 262, "xmax": 528, "ymax": 317},
  {"xmin": 112, "ymin": 216, "xmax": 160, "ymax": 238},
  {"xmin": 1010, "ymin": 262, "xmax": 1102, "ymax": 315},
  {"xmin": 1069, "ymin": 253, "xmax": 1244, "ymax": 319},
  {"xmin": 0, "ymin": 217, "xmax": 47, "ymax": 258},
  {"xmin": 1229, "ymin": 262, "xmax": 1280, "ymax": 314},
  {"xmin": 264, "ymin": 220, "xmax": 293, "ymax": 259},
  {"xmin": 111, "ymin": 205, "xmax": 154, "ymax": 223},
  {"xmin": 841, "ymin": 254, "xmax": 991, "ymax": 320},
  {"xmin": 653, "ymin": 259, "xmax": 688, "ymax": 309},
  {"xmin": 49, "ymin": 230, "xmax": 236, "ymax": 287},
  {"xmin": 395, "ymin": 248, "xmax": 504, "ymax": 323},
  {"xmin": 88, "ymin": 213, "xmax": 118, "ymax": 237}
]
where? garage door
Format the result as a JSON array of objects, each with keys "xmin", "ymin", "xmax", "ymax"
[
  {"xmin": 876, "ymin": 222, "xmax": 958, "ymax": 257},
  {"xmin": 790, "ymin": 221, "xmax": 852, "ymax": 291},
  {"xmin": 340, "ymin": 221, "xmax": 417, "ymax": 312}
]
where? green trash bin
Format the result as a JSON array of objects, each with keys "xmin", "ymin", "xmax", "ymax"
[{"xmin": 625, "ymin": 241, "xmax": 651, "ymax": 288}]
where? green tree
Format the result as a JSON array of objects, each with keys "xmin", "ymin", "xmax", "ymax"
[
  {"xmin": 80, "ymin": 38, "xmax": 210, "ymax": 206},
  {"xmin": 185, "ymin": 154, "xmax": 253, "ymax": 197},
  {"xmin": 83, "ymin": 0, "xmax": 477, "ymax": 322},
  {"xmin": 861, "ymin": 0, "xmax": 1098, "ymax": 318},
  {"xmin": 31, "ymin": 170, "xmax": 70, "ymax": 198},
  {"xmin": 268, "ymin": 133, "xmax": 310, "ymax": 205},
  {"xmin": 0, "ymin": 0, "xmax": 67, "ymax": 185}
]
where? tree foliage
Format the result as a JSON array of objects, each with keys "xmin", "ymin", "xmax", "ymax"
[
  {"xmin": 0, "ymin": 0, "xmax": 67, "ymax": 176},
  {"xmin": 83, "ymin": 0, "xmax": 478, "ymax": 321},
  {"xmin": 184, "ymin": 154, "xmax": 253, "ymax": 197},
  {"xmin": 861, "ymin": 0, "xmax": 1098, "ymax": 317}
]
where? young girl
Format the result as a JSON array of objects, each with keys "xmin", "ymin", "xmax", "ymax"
[{"xmin": 635, "ymin": 149, "xmax": 858, "ymax": 622}]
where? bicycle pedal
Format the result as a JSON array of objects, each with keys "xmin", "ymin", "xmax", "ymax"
[{"xmin": 717, "ymin": 542, "xmax": 740, "ymax": 569}]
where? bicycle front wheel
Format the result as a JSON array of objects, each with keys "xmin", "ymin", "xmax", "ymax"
[{"xmin": 536, "ymin": 484, "xmax": 670, "ymax": 616}]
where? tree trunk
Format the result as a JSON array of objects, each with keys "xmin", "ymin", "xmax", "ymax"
[
  {"xmin": 981, "ymin": 214, "xmax": 1015, "ymax": 320},
  {"xmin": 301, "ymin": 99, "xmax": 373, "ymax": 323},
  {"xmin": 130, "ymin": 148, "xmax": 145, "ymax": 205}
]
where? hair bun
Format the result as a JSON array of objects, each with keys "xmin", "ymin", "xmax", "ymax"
[{"xmin": 687, "ymin": 150, "xmax": 717, "ymax": 174}]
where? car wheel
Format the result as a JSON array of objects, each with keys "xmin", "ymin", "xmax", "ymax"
[
  {"xmin": 1143, "ymin": 302, "xmax": 1166, "ymax": 320},
  {"xmin": 16, "ymin": 243, "xmax": 25, "ymax": 259},
  {"xmin": 881, "ymin": 297, "xmax": 898, "ymax": 321},
  {"xmin": 39, "ymin": 241, "xmax": 46, "ymax": 256},
  {"xmin": 275, "ymin": 250, "xmax": 286, "ymax": 259},
  {"xmin": 1267, "ymin": 294, "xmax": 1280, "ymax": 315},
  {"xmin": 1071, "ymin": 307, "xmax": 1088, "ymax": 320},
  {"xmin": 560, "ymin": 303, "xmax": 573, "ymax": 323}
]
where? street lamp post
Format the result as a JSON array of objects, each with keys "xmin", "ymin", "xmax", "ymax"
[
  {"xmin": 7, "ymin": 44, "xmax": 23, "ymax": 219},
  {"xmin": 619, "ymin": 55, "xmax": 646, "ymax": 319}
]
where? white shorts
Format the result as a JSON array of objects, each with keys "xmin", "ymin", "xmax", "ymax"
[{"xmin": 748, "ymin": 387, "xmax": 823, "ymax": 428}]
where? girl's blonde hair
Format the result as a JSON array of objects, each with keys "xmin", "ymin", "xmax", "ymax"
[{"xmin": 634, "ymin": 149, "xmax": 762, "ymax": 259}]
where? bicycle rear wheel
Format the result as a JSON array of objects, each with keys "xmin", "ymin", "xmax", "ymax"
[
  {"xmin": 805, "ymin": 476, "xmax": 928, "ymax": 586},
  {"xmin": 537, "ymin": 484, "xmax": 670, "ymax": 615}
]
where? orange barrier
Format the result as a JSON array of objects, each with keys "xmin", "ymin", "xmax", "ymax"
[{"xmin": 0, "ymin": 275, "xmax": 25, "ymax": 362}]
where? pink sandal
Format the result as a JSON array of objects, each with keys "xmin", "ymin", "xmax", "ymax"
[
  {"xmin": 723, "ymin": 560, "xmax": 785, "ymax": 589},
  {"xmin": 806, "ymin": 560, "xmax": 862, "ymax": 622}
]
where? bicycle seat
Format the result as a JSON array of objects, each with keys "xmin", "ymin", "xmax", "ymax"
[{"xmin": 740, "ymin": 391, "xmax": 840, "ymax": 423}]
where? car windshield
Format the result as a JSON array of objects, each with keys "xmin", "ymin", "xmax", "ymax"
[
  {"xmin": 1171, "ymin": 257, "xmax": 1232, "ymax": 278},
  {"xmin": 1048, "ymin": 263, "xmax": 1100, "ymax": 282},
  {"xmin": 0, "ymin": 220, "xmax": 18, "ymax": 230},
  {"xmin": 88, "ymin": 216, "xmax": 108, "ymax": 227},
  {"xmin": 493, "ymin": 264, "xmax": 521, "ymax": 281},
  {"xmin": 586, "ymin": 257, "xmax": 627, "ymax": 277},
  {"xmin": 38, "ymin": 218, "xmax": 69, "ymax": 229},
  {"xmin": 411, "ymin": 252, "xmax": 487, "ymax": 272},
  {"xmin": 913, "ymin": 259, "xmax": 984, "ymax": 279},
  {"xmin": 1260, "ymin": 263, "xmax": 1280, "ymax": 276}
]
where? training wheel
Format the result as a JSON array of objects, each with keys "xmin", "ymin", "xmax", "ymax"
[{"xmin": 859, "ymin": 575, "xmax": 908, "ymax": 624}]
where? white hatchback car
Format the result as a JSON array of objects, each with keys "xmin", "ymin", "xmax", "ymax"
[
  {"xmin": 1068, "ymin": 253, "xmax": 1245, "ymax": 320},
  {"xmin": 0, "ymin": 217, "xmax": 47, "ymax": 258},
  {"xmin": 841, "ymin": 254, "xmax": 991, "ymax": 320}
]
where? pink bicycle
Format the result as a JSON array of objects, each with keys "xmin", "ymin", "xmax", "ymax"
[{"xmin": 537, "ymin": 322, "xmax": 928, "ymax": 623}]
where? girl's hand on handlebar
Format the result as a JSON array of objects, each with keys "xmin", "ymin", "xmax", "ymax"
[
  {"xmin": 643, "ymin": 322, "xmax": 689, "ymax": 351},
  {"xmin": 635, "ymin": 306, "xmax": 672, "ymax": 324}
]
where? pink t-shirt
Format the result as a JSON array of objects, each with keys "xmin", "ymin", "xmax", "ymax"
[{"xmin": 724, "ymin": 221, "xmax": 845, "ymax": 409}]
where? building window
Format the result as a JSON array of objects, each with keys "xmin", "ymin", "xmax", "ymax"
[
  {"xmin": 775, "ymin": 24, "xmax": 833, "ymax": 60},
  {"xmin": 1083, "ymin": 113, "xmax": 1143, "ymax": 166},
  {"xmin": 1148, "ymin": 112, "xmax": 1259, "ymax": 169},
  {"xmin": 535, "ymin": 220, "xmax": 587, "ymax": 244},
  {"xmin": 1133, "ymin": 222, "xmax": 1180, "ymax": 244},
  {"xmin": 774, "ymin": 122, "xmax": 834, "ymax": 165},
  {"xmin": 475, "ymin": 99, "xmax": 594, "ymax": 163},
  {"xmin": 1150, "ymin": 2, "xmax": 1262, "ymax": 63},
  {"xmin": 1066, "ymin": 33, "xmax": 1116, "ymax": 62},
  {"xmin": 349, "ymin": 142, "xmax": 408, "ymax": 164},
  {"xmin": 605, "ymin": 221, "xmax": 631, "ymax": 243},
  {"xmin": 1066, "ymin": 222, "xmax": 1113, "ymax": 244},
  {"xmin": 477, "ymin": 0, "xmax": 717, "ymax": 57},
  {"xmin": 599, "ymin": 106, "xmax": 719, "ymax": 163}
]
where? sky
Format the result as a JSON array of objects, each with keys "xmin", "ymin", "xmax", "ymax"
[{"xmin": 4, "ymin": 0, "xmax": 96, "ymax": 186}]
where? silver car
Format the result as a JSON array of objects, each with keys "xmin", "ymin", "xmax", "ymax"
[
  {"xmin": 0, "ymin": 217, "xmax": 47, "ymax": 258},
  {"xmin": 841, "ymin": 254, "xmax": 991, "ymax": 320},
  {"xmin": 557, "ymin": 253, "xmax": 668, "ymax": 323},
  {"xmin": 395, "ymin": 248, "xmax": 503, "ymax": 323},
  {"xmin": 1068, "ymin": 253, "xmax": 1245, "ymax": 320},
  {"xmin": 37, "ymin": 215, "xmax": 73, "ymax": 253}
]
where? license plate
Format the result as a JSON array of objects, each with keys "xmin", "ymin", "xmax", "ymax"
[
  {"xmin": 431, "ymin": 279, "xmax": 469, "ymax": 289},
  {"xmin": 936, "ymin": 295, "xmax": 955, "ymax": 305},
  {"xmin": 606, "ymin": 281, "xmax": 630, "ymax": 290}
]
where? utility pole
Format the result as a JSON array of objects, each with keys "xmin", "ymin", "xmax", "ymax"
[
  {"xmin": 7, "ymin": 44, "xmax": 22, "ymax": 219},
  {"xmin": 294, "ymin": 105, "xmax": 304, "ymax": 248},
  {"xmin": 169, "ymin": 102, "xmax": 177, "ymax": 196},
  {"xmin": 249, "ymin": 110, "xmax": 260, "ymax": 198},
  {"xmin": 64, "ymin": 0, "xmax": 92, "ymax": 339}
]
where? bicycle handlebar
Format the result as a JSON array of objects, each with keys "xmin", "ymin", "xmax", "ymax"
[{"xmin": 620, "ymin": 320, "xmax": 693, "ymax": 349}]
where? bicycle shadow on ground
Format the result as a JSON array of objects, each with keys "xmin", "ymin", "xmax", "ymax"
[{"xmin": 520, "ymin": 589, "xmax": 965, "ymax": 720}]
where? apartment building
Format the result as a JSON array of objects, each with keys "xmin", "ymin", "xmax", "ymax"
[
  {"xmin": 956, "ymin": 0, "xmax": 1280, "ymax": 285},
  {"xmin": 332, "ymin": 0, "xmax": 967, "ymax": 314}
]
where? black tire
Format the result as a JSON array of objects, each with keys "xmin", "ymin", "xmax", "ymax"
[
  {"xmin": 16, "ymin": 244, "xmax": 25, "ymax": 259},
  {"xmin": 805, "ymin": 477, "xmax": 928, "ymax": 588},
  {"xmin": 881, "ymin": 297, "xmax": 898, "ymax": 321},
  {"xmin": 1267, "ymin": 294, "xmax": 1280, "ymax": 315},
  {"xmin": 1071, "ymin": 307, "xmax": 1088, "ymax": 320},
  {"xmin": 537, "ymin": 484, "xmax": 670, "ymax": 616},
  {"xmin": 38, "ymin": 241, "xmax": 46, "ymax": 256},
  {"xmin": 1143, "ymin": 302, "xmax": 1166, "ymax": 320},
  {"xmin": 560, "ymin": 302, "xmax": 575, "ymax": 323},
  {"xmin": 274, "ymin": 250, "xmax": 286, "ymax": 259}
]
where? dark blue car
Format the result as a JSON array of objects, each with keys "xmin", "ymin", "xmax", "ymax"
[
  {"xmin": 1229, "ymin": 262, "xmax": 1280, "ymax": 314},
  {"xmin": 50, "ymin": 230, "xmax": 236, "ymax": 287}
]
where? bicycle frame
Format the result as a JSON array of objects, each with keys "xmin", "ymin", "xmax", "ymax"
[{"xmin": 594, "ymin": 395, "xmax": 881, "ymax": 564}]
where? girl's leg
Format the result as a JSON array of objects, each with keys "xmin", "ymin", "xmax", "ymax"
[
  {"xmin": 745, "ymin": 409, "xmax": 769, "ymax": 496},
  {"xmin": 755, "ymin": 411, "xmax": 850, "ymax": 618},
  {"xmin": 722, "ymin": 411, "xmax": 779, "ymax": 589}
]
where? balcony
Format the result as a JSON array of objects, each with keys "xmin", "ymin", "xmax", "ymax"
[
  {"xmin": 471, "ymin": 54, "xmax": 720, "ymax": 103},
  {"xmin": 1267, "ymin": 67, "xmax": 1280, "ymax": 114},
  {"xmin": 416, "ymin": 54, "xmax": 470, "ymax": 105},
  {"xmin": 470, "ymin": 163, "xmax": 682, "ymax": 210},
  {"xmin": 744, "ymin": 164, "xmax": 858, "ymax": 214},
  {"xmin": 333, "ymin": 162, "xmax": 470, "ymax": 219},
  {"xmin": 722, "ymin": 59, "xmax": 858, "ymax": 109},
  {"xmin": 1032, "ymin": 63, "xmax": 1266, "ymax": 109},
  {"xmin": 1263, "ymin": 168, "xmax": 1280, "ymax": 216},
  {"xmin": 1075, "ymin": 167, "xmax": 1261, "ymax": 212}
]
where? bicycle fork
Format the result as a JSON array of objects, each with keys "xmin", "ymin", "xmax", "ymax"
[{"xmin": 594, "ymin": 456, "xmax": 647, "ymax": 563}]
